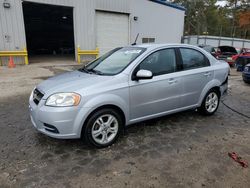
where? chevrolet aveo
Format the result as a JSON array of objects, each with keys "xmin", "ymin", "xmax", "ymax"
[{"xmin": 29, "ymin": 44, "xmax": 229, "ymax": 148}]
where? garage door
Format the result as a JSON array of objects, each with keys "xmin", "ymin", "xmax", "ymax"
[{"xmin": 96, "ymin": 11, "xmax": 129, "ymax": 55}]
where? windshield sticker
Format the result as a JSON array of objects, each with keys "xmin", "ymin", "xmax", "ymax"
[{"xmin": 124, "ymin": 50, "xmax": 142, "ymax": 55}]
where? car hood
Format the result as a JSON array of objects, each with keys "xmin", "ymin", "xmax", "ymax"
[{"xmin": 36, "ymin": 70, "xmax": 114, "ymax": 98}]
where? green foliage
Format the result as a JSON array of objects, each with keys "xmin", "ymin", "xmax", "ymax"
[{"xmin": 170, "ymin": 0, "xmax": 250, "ymax": 39}]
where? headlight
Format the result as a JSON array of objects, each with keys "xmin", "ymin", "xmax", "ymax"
[
  {"xmin": 46, "ymin": 93, "xmax": 81, "ymax": 107},
  {"xmin": 227, "ymin": 57, "xmax": 232, "ymax": 61}
]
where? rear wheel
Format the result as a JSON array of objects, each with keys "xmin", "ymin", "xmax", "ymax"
[
  {"xmin": 83, "ymin": 108, "xmax": 123, "ymax": 148},
  {"xmin": 199, "ymin": 89, "xmax": 220, "ymax": 115}
]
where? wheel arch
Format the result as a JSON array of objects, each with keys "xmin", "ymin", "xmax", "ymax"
[
  {"xmin": 80, "ymin": 104, "xmax": 126, "ymax": 138},
  {"xmin": 198, "ymin": 80, "xmax": 221, "ymax": 106}
]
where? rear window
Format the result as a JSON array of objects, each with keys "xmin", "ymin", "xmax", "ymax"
[
  {"xmin": 219, "ymin": 46, "xmax": 237, "ymax": 53},
  {"xmin": 180, "ymin": 48, "xmax": 209, "ymax": 70}
]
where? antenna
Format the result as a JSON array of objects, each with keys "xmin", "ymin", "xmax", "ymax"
[{"xmin": 132, "ymin": 33, "xmax": 139, "ymax": 46}]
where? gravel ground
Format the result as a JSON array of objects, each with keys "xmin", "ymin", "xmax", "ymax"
[{"xmin": 0, "ymin": 64, "xmax": 249, "ymax": 188}]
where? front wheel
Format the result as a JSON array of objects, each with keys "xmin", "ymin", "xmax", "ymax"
[
  {"xmin": 199, "ymin": 89, "xmax": 220, "ymax": 115},
  {"xmin": 83, "ymin": 108, "xmax": 123, "ymax": 148}
]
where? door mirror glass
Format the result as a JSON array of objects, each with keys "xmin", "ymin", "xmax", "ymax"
[{"xmin": 135, "ymin": 69, "xmax": 153, "ymax": 80}]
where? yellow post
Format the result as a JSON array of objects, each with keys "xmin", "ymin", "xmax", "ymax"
[
  {"xmin": 95, "ymin": 47, "xmax": 99, "ymax": 59},
  {"xmin": 24, "ymin": 48, "xmax": 29, "ymax": 65},
  {"xmin": 77, "ymin": 46, "xmax": 81, "ymax": 64}
]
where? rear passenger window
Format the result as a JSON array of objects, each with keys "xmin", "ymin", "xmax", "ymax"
[
  {"xmin": 139, "ymin": 49, "xmax": 176, "ymax": 76},
  {"xmin": 180, "ymin": 48, "xmax": 209, "ymax": 70}
]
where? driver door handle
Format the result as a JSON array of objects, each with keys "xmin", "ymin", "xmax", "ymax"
[
  {"xmin": 168, "ymin": 78, "xmax": 177, "ymax": 84},
  {"xmin": 204, "ymin": 72, "xmax": 211, "ymax": 77}
]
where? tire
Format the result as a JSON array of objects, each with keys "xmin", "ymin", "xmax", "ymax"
[
  {"xmin": 243, "ymin": 79, "xmax": 250, "ymax": 84},
  {"xmin": 199, "ymin": 89, "xmax": 220, "ymax": 116},
  {"xmin": 83, "ymin": 108, "xmax": 123, "ymax": 148}
]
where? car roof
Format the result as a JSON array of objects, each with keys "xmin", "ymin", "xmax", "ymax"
[
  {"xmin": 198, "ymin": 44, "xmax": 214, "ymax": 47},
  {"xmin": 128, "ymin": 43, "xmax": 217, "ymax": 64},
  {"xmin": 132, "ymin": 43, "xmax": 199, "ymax": 50}
]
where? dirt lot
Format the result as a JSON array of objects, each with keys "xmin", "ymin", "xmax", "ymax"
[{"xmin": 0, "ymin": 63, "xmax": 250, "ymax": 188}]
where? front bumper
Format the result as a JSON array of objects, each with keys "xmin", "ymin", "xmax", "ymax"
[{"xmin": 29, "ymin": 96, "xmax": 91, "ymax": 139}]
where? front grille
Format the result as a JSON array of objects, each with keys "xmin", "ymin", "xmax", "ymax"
[{"xmin": 33, "ymin": 88, "xmax": 44, "ymax": 105}]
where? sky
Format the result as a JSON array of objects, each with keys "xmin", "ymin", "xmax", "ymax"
[
  {"xmin": 216, "ymin": 0, "xmax": 228, "ymax": 7},
  {"xmin": 215, "ymin": 0, "xmax": 245, "ymax": 7}
]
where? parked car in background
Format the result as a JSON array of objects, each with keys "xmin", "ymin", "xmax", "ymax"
[
  {"xmin": 29, "ymin": 44, "xmax": 229, "ymax": 148},
  {"xmin": 198, "ymin": 45, "xmax": 217, "ymax": 58},
  {"xmin": 235, "ymin": 54, "xmax": 250, "ymax": 72},
  {"xmin": 242, "ymin": 64, "xmax": 250, "ymax": 83},
  {"xmin": 235, "ymin": 47, "xmax": 242, "ymax": 55},
  {"xmin": 217, "ymin": 46, "xmax": 238, "ymax": 66},
  {"xmin": 240, "ymin": 48, "xmax": 250, "ymax": 54},
  {"xmin": 232, "ymin": 48, "xmax": 250, "ymax": 61}
]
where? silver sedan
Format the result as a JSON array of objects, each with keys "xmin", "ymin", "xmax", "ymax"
[{"xmin": 29, "ymin": 44, "xmax": 229, "ymax": 148}]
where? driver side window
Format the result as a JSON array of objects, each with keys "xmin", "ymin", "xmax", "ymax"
[{"xmin": 138, "ymin": 48, "xmax": 177, "ymax": 76}]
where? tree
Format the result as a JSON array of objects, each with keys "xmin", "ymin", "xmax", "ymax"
[
  {"xmin": 170, "ymin": 0, "xmax": 226, "ymax": 36},
  {"xmin": 239, "ymin": 11, "xmax": 250, "ymax": 27},
  {"xmin": 170, "ymin": 0, "xmax": 249, "ymax": 38}
]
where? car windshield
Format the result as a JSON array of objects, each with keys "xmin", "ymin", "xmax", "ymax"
[{"xmin": 81, "ymin": 47, "xmax": 145, "ymax": 75}]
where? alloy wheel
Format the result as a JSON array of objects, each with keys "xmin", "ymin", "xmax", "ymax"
[{"xmin": 91, "ymin": 114, "xmax": 119, "ymax": 145}]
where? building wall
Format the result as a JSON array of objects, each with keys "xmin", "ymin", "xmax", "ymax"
[
  {"xmin": 0, "ymin": 0, "xmax": 96, "ymax": 64},
  {"xmin": 0, "ymin": 0, "xmax": 25, "ymax": 51},
  {"xmin": 96, "ymin": 0, "xmax": 130, "ymax": 13},
  {"xmin": 0, "ymin": 0, "xmax": 26, "ymax": 64},
  {"xmin": 130, "ymin": 0, "xmax": 185, "ymax": 44},
  {"xmin": 0, "ymin": 0, "xmax": 185, "ymax": 64}
]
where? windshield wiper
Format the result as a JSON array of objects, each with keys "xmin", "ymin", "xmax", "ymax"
[
  {"xmin": 79, "ymin": 67, "xmax": 104, "ymax": 75},
  {"xmin": 79, "ymin": 67, "xmax": 91, "ymax": 74},
  {"xmin": 88, "ymin": 69, "xmax": 104, "ymax": 75}
]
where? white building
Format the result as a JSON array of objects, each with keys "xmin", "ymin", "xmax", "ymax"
[{"xmin": 0, "ymin": 0, "xmax": 185, "ymax": 64}]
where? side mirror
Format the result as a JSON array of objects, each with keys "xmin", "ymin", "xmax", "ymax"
[{"xmin": 134, "ymin": 69, "xmax": 153, "ymax": 80}]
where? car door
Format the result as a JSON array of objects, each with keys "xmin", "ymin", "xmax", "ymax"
[
  {"xmin": 178, "ymin": 48, "xmax": 214, "ymax": 107},
  {"xmin": 129, "ymin": 48, "xmax": 183, "ymax": 121}
]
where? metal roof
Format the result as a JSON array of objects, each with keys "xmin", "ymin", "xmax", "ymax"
[{"xmin": 149, "ymin": 0, "xmax": 186, "ymax": 11}]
